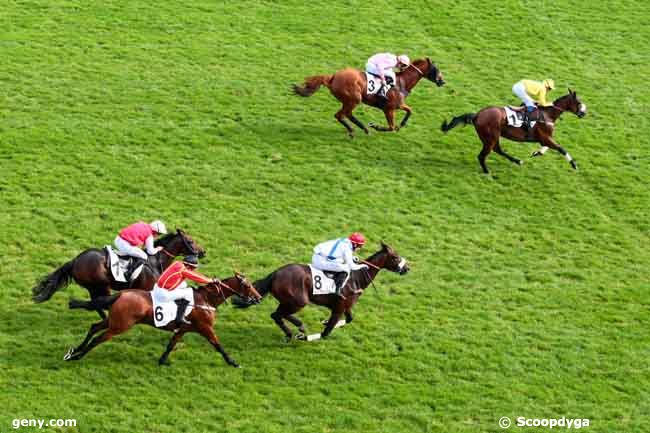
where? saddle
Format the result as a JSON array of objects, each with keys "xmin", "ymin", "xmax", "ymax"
[{"xmin": 105, "ymin": 246, "xmax": 147, "ymax": 283}]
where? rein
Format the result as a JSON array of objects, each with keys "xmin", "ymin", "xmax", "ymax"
[{"xmin": 407, "ymin": 63, "xmax": 424, "ymax": 76}]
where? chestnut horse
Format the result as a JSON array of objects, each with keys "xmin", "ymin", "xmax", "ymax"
[
  {"xmin": 441, "ymin": 89, "xmax": 587, "ymax": 173},
  {"xmin": 32, "ymin": 229, "xmax": 205, "ymax": 318},
  {"xmin": 64, "ymin": 273, "xmax": 261, "ymax": 367},
  {"xmin": 292, "ymin": 58, "xmax": 445, "ymax": 136},
  {"xmin": 234, "ymin": 242, "xmax": 409, "ymax": 340}
]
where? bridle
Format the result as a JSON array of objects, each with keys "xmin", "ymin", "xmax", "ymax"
[{"xmin": 406, "ymin": 63, "xmax": 424, "ymax": 77}]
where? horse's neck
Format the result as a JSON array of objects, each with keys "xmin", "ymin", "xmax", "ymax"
[
  {"xmin": 546, "ymin": 97, "xmax": 571, "ymax": 121},
  {"xmin": 399, "ymin": 68, "xmax": 424, "ymax": 92},
  {"xmin": 200, "ymin": 280, "xmax": 236, "ymax": 307},
  {"xmin": 352, "ymin": 254, "xmax": 384, "ymax": 289}
]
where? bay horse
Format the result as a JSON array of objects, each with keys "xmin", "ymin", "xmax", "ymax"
[
  {"xmin": 32, "ymin": 229, "xmax": 205, "ymax": 318},
  {"xmin": 64, "ymin": 273, "xmax": 261, "ymax": 367},
  {"xmin": 292, "ymin": 58, "xmax": 445, "ymax": 136},
  {"xmin": 234, "ymin": 242, "xmax": 409, "ymax": 340},
  {"xmin": 441, "ymin": 89, "xmax": 587, "ymax": 174}
]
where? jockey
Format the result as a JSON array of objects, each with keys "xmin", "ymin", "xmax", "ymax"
[
  {"xmin": 365, "ymin": 53, "xmax": 410, "ymax": 98},
  {"xmin": 154, "ymin": 255, "xmax": 214, "ymax": 326},
  {"xmin": 512, "ymin": 78, "xmax": 555, "ymax": 130},
  {"xmin": 311, "ymin": 232, "xmax": 368, "ymax": 298},
  {"xmin": 114, "ymin": 220, "xmax": 167, "ymax": 265}
]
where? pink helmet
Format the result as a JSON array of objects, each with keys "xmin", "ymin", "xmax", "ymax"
[
  {"xmin": 397, "ymin": 54, "xmax": 410, "ymax": 65},
  {"xmin": 349, "ymin": 232, "xmax": 366, "ymax": 246}
]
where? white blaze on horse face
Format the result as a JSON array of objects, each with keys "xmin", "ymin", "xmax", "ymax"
[
  {"xmin": 579, "ymin": 103, "xmax": 587, "ymax": 114},
  {"xmin": 397, "ymin": 257, "xmax": 407, "ymax": 272}
]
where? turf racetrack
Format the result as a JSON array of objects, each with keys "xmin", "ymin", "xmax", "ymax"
[{"xmin": 1, "ymin": 1, "xmax": 648, "ymax": 432}]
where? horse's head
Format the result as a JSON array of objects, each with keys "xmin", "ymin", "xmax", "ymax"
[
  {"xmin": 556, "ymin": 89, "xmax": 587, "ymax": 118},
  {"xmin": 203, "ymin": 273, "xmax": 261, "ymax": 306},
  {"xmin": 424, "ymin": 58, "xmax": 445, "ymax": 87},
  {"xmin": 225, "ymin": 272, "xmax": 262, "ymax": 304},
  {"xmin": 156, "ymin": 229, "xmax": 206, "ymax": 258},
  {"xmin": 377, "ymin": 242, "xmax": 410, "ymax": 275}
]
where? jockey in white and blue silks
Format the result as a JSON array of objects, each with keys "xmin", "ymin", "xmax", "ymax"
[{"xmin": 311, "ymin": 233, "xmax": 368, "ymax": 297}]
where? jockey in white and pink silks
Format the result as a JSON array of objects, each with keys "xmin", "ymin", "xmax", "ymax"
[{"xmin": 365, "ymin": 53, "xmax": 410, "ymax": 97}]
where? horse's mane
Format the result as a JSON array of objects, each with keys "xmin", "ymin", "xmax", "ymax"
[{"xmin": 154, "ymin": 232, "xmax": 178, "ymax": 247}]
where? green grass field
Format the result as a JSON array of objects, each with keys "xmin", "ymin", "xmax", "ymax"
[{"xmin": 1, "ymin": 1, "xmax": 649, "ymax": 432}]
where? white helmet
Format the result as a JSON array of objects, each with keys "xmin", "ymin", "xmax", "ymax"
[
  {"xmin": 149, "ymin": 220, "xmax": 167, "ymax": 234},
  {"xmin": 397, "ymin": 54, "xmax": 410, "ymax": 65}
]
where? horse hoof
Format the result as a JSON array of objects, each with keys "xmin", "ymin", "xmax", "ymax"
[
  {"xmin": 296, "ymin": 332, "xmax": 307, "ymax": 341},
  {"xmin": 158, "ymin": 359, "xmax": 170, "ymax": 366},
  {"xmin": 517, "ymin": 160, "xmax": 524, "ymax": 166},
  {"xmin": 571, "ymin": 161, "xmax": 579, "ymax": 170},
  {"xmin": 532, "ymin": 151, "xmax": 542, "ymax": 157},
  {"xmin": 63, "ymin": 348, "xmax": 74, "ymax": 361}
]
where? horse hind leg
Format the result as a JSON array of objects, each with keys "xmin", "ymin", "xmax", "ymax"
[
  {"xmin": 64, "ymin": 319, "xmax": 109, "ymax": 360},
  {"xmin": 334, "ymin": 109, "xmax": 354, "ymax": 137},
  {"xmin": 271, "ymin": 303, "xmax": 303, "ymax": 341},
  {"xmin": 475, "ymin": 130, "xmax": 499, "ymax": 174},
  {"xmin": 64, "ymin": 329, "xmax": 117, "ymax": 361},
  {"xmin": 494, "ymin": 143, "xmax": 523, "ymax": 166},
  {"xmin": 285, "ymin": 314, "xmax": 306, "ymax": 334}
]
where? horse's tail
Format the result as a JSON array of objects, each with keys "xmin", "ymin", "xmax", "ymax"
[
  {"xmin": 292, "ymin": 75, "xmax": 333, "ymax": 97},
  {"xmin": 232, "ymin": 272, "xmax": 275, "ymax": 309},
  {"xmin": 69, "ymin": 293, "xmax": 121, "ymax": 311},
  {"xmin": 32, "ymin": 260, "xmax": 75, "ymax": 303},
  {"xmin": 441, "ymin": 113, "xmax": 476, "ymax": 133}
]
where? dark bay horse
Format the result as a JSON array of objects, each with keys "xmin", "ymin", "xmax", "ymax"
[
  {"xmin": 65, "ymin": 274, "xmax": 261, "ymax": 367},
  {"xmin": 235, "ymin": 242, "xmax": 409, "ymax": 340},
  {"xmin": 441, "ymin": 89, "xmax": 587, "ymax": 173},
  {"xmin": 32, "ymin": 229, "xmax": 205, "ymax": 318},
  {"xmin": 292, "ymin": 58, "xmax": 445, "ymax": 136}
]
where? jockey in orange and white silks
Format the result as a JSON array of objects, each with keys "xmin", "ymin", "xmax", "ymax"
[
  {"xmin": 114, "ymin": 220, "xmax": 167, "ymax": 261},
  {"xmin": 365, "ymin": 53, "xmax": 410, "ymax": 96}
]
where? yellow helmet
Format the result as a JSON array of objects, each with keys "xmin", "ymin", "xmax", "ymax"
[{"xmin": 543, "ymin": 79, "xmax": 555, "ymax": 90}]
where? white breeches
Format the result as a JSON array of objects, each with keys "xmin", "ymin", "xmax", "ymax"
[
  {"xmin": 152, "ymin": 282, "xmax": 188, "ymax": 302},
  {"xmin": 512, "ymin": 82, "xmax": 536, "ymax": 109},
  {"xmin": 365, "ymin": 63, "xmax": 395, "ymax": 83},
  {"xmin": 311, "ymin": 254, "xmax": 348, "ymax": 273},
  {"xmin": 114, "ymin": 236, "xmax": 148, "ymax": 260}
]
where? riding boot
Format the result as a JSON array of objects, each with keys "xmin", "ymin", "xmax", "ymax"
[
  {"xmin": 126, "ymin": 257, "xmax": 146, "ymax": 281},
  {"xmin": 174, "ymin": 299, "xmax": 190, "ymax": 326},
  {"xmin": 521, "ymin": 111, "xmax": 530, "ymax": 132},
  {"xmin": 334, "ymin": 272, "xmax": 347, "ymax": 299}
]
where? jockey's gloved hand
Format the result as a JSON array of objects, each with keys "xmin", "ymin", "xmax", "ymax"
[{"xmin": 353, "ymin": 256, "xmax": 361, "ymax": 263}]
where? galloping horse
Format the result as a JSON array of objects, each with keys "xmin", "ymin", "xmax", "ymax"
[
  {"xmin": 234, "ymin": 242, "xmax": 409, "ymax": 340},
  {"xmin": 32, "ymin": 229, "xmax": 205, "ymax": 318},
  {"xmin": 292, "ymin": 58, "xmax": 445, "ymax": 136},
  {"xmin": 65, "ymin": 273, "xmax": 261, "ymax": 367},
  {"xmin": 441, "ymin": 89, "xmax": 587, "ymax": 173}
]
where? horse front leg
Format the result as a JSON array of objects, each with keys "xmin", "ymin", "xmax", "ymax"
[
  {"xmin": 196, "ymin": 324, "xmax": 239, "ymax": 368},
  {"xmin": 399, "ymin": 103, "xmax": 413, "ymax": 128},
  {"xmin": 539, "ymin": 136, "xmax": 578, "ymax": 170},
  {"xmin": 158, "ymin": 329, "xmax": 187, "ymax": 366},
  {"xmin": 369, "ymin": 109, "xmax": 397, "ymax": 132}
]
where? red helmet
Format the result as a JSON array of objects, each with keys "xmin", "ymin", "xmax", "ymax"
[{"xmin": 348, "ymin": 232, "xmax": 366, "ymax": 246}]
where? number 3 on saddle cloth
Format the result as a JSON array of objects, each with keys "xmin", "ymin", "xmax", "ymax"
[{"xmin": 365, "ymin": 73, "xmax": 395, "ymax": 96}]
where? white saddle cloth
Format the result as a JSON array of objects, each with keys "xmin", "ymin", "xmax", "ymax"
[
  {"xmin": 505, "ymin": 106, "xmax": 537, "ymax": 128},
  {"xmin": 105, "ymin": 246, "xmax": 144, "ymax": 283},
  {"xmin": 309, "ymin": 266, "xmax": 338, "ymax": 295},
  {"xmin": 365, "ymin": 72, "xmax": 395, "ymax": 95},
  {"xmin": 151, "ymin": 285, "xmax": 195, "ymax": 327}
]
